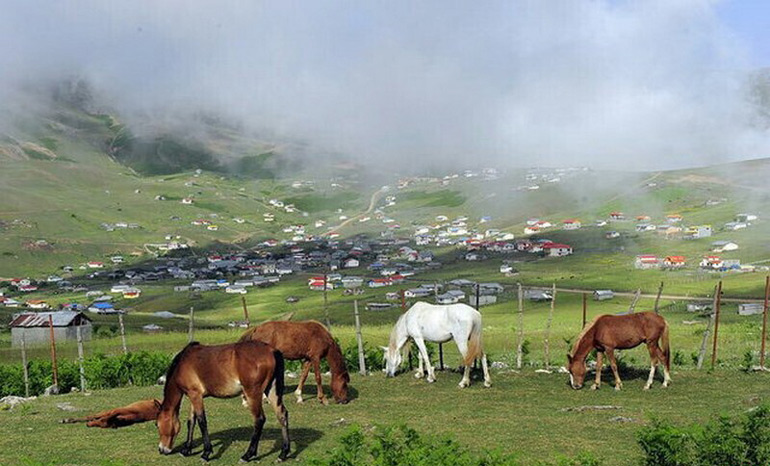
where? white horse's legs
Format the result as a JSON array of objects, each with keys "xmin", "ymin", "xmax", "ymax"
[
  {"xmin": 415, "ymin": 346, "xmax": 424, "ymax": 378},
  {"xmin": 454, "ymin": 337, "xmax": 471, "ymax": 388},
  {"xmin": 481, "ymin": 352, "xmax": 491, "ymax": 388},
  {"xmin": 413, "ymin": 338, "xmax": 435, "ymax": 382}
]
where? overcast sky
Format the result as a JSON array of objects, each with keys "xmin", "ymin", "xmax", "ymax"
[{"xmin": 1, "ymin": 0, "xmax": 769, "ymax": 170}]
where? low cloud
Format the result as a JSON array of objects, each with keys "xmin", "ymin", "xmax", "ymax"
[{"xmin": 1, "ymin": 1, "xmax": 768, "ymax": 171}]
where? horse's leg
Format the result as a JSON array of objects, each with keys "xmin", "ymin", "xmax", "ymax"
[
  {"xmin": 650, "ymin": 341, "xmax": 672, "ymax": 388},
  {"xmin": 591, "ymin": 351, "xmax": 604, "ymax": 390},
  {"xmin": 412, "ymin": 337, "xmax": 435, "ymax": 383},
  {"xmin": 266, "ymin": 377, "xmax": 291, "ymax": 461},
  {"xmin": 415, "ymin": 346, "xmax": 425, "ymax": 378},
  {"xmin": 481, "ymin": 352, "xmax": 491, "ymax": 388},
  {"xmin": 606, "ymin": 349, "xmax": 623, "ymax": 390},
  {"xmin": 644, "ymin": 343, "xmax": 659, "ymax": 390},
  {"xmin": 454, "ymin": 336, "xmax": 471, "ymax": 388},
  {"xmin": 312, "ymin": 359, "xmax": 328, "ymax": 405},
  {"xmin": 241, "ymin": 389, "xmax": 267, "ymax": 462},
  {"xmin": 188, "ymin": 392, "xmax": 212, "ymax": 461},
  {"xmin": 294, "ymin": 361, "xmax": 311, "ymax": 403},
  {"xmin": 179, "ymin": 404, "xmax": 196, "ymax": 456}
]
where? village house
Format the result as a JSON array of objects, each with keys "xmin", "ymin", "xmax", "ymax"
[
  {"xmin": 562, "ymin": 219, "xmax": 581, "ymax": 230},
  {"xmin": 181, "ymin": 197, "xmax": 194, "ymax": 205},
  {"xmin": 656, "ymin": 225, "xmax": 682, "ymax": 236},
  {"xmin": 524, "ymin": 225, "xmax": 540, "ymax": 235},
  {"xmin": 724, "ymin": 221, "xmax": 747, "ymax": 231},
  {"xmin": 736, "ymin": 214, "xmax": 758, "ymax": 223},
  {"xmin": 593, "ymin": 290, "xmax": 614, "ymax": 301},
  {"xmin": 636, "ymin": 215, "xmax": 651, "ymax": 222},
  {"xmin": 700, "ymin": 256, "xmax": 723, "ymax": 270},
  {"xmin": 636, "ymin": 223, "xmax": 656, "ymax": 232},
  {"xmin": 605, "ymin": 231, "xmax": 620, "ymax": 239},
  {"xmin": 635, "ymin": 255, "xmax": 660, "ymax": 269},
  {"xmin": 685, "ymin": 225, "xmax": 712, "ymax": 239},
  {"xmin": 542, "ymin": 242, "xmax": 573, "ymax": 257},
  {"xmin": 609, "ymin": 211, "xmax": 625, "ymax": 221},
  {"xmin": 662, "ymin": 256, "xmax": 686, "ymax": 269},
  {"xmin": 10, "ymin": 311, "xmax": 92, "ymax": 347},
  {"xmin": 666, "ymin": 214, "xmax": 683, "ymax": 223}
]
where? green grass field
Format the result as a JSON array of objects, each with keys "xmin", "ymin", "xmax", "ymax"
[{"xmin": 2, "ymin": 368, "xmax": 768, "ymax": 465}]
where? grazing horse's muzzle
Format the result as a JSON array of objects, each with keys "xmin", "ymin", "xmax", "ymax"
[{"xmin": 158, "ymin": 444, "xmax": 172, "ymax": 455}]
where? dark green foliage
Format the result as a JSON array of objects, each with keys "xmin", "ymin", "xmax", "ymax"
[
  {"xmin": 399, "ymin": 190, "xmax": 466, "ymax": 208},
  {"xmin": 637, "ymin": 405, "xmax": 770, "ymax": 466},
  {"xmin": 284, "ymin": 191, "xmax": 360, "ymax": 213},
  {"xmin": 307, "ymin": 424, "xmax": 600, "ymax": 466},
  {"xmin": 231, "ymin": 152, "xmax": 280, "ymax": 179},
  {"xmin": 342, "ymin": 341, "xmax": 386, "ymax": 373},
  {"xmin": 0, "ymin": 351, "xmax": 171, "ymax": 396},
  {"xmin": 112, "ymin": 135, "xmax": 224, "ymax": 175}
]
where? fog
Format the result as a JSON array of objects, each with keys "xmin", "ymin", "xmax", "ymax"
[{"xmin": 1, "ymin": 0, "xmax": 768, "ymax": 171}]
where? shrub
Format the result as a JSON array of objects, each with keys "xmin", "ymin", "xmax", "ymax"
[
  {"xmin": 0, "ymin": 350, "xmax": 172, "ymax": 396},
  {"xmin": 308, "ymin": 424, "xmax": 600, "ymax": 466},
  {"xmin": 637, "ymin": 405, "xmax": 770, "ymax": 466}
]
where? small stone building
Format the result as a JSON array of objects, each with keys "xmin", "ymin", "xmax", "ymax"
[{"xmin": 10, "ymin": 311, "xmax": 92, "ymax": 347}]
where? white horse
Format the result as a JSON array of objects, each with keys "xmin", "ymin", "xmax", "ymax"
[{"xmin": 382, "ymin": 302, "xmax": 491, "ymax": 388}]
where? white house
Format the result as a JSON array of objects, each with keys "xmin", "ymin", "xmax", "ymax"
[{"xmin": 711, "ymin": 241, "xmax": 739, "ymax": 252}]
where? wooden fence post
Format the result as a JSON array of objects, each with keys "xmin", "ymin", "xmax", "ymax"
[
  {"xmin": 762, "ymin": 276, "xmax": 770, "ymax": 369},
  {"xmin": 118, "ymin": 313, "xmax": 128, "ymax": 355},
  {"xmin": 241, "ymin": 296, "xmax": 250, "ymax": 327},
  {"xmin": 516, "ymin": 283, "xmax": 524, "ymax": 370},
  {"xmin": 628, "ymin": 288, "xmax": 641, "ymax": 313},
  {"xmin": 76, "ymin": 324, "xmax": 86, "ymax": 393},
  {"xmin": 21, "ymin": 334, "xmax": 30, "ymax": 398},
  {"xmin": 654, "ymin": 281, "xmax": 664, "ymax": 314},
  {"xmin": 475, "ymin": 283, "xmax": 480, "ymax": 309},
  {"xmin": 697, "ymin": 282, "xmax": 721, "ymax": 369},
  {"xmin": 323, "ymin": 273, "xmax": 330, "ymax": 327},
  {"xmin": 711, "ymin": 280, "xmax": 723, "ymax": 369},
  {"xmin": 582, "ymin": 292, "xmax": 587, "ymax": 328},
  {"xmin": 188, "ymin": 306, "xmax": 195, "ymax": 342},
  {"xmin": 48, "ymin": 315, "xmax": 59, "ymax": 391},
  {"xmin": 438, "ymin": 343, "xmax": 444, "ymax": 371},
  {"xmin": 353, "ymin": 300, "xmax": 366, "ymax": 375},
  {"xmin": 544, "ymin": 283, "xmax": 556, "ymax": 369}
]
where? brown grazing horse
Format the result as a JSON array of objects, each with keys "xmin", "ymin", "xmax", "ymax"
[
  {"xmin": 61, "ymin": 398, "xmax": 161, "ymax": 428},
  {"xmin": 240, "ymin": 320, "xmax": 350, "ymax": 405},
  {"xmin": 157, "ymin": 341, "xmax": 290, "ymax": 462},
  {"xmin": 566, "ymin": 311, "xmax": 671, "ymax": 391}
]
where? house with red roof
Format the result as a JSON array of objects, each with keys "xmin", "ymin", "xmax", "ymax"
[
  {"xmin": 542, "ymin": 242, "xmax": 573, "ymax": 257},
  {"xmin": 663, "ymin": 256, "xmax": 686, "ymax": 269},
  {"xmin": 634, "ymin": 255, "xmax": 660, "ymax": 269}
]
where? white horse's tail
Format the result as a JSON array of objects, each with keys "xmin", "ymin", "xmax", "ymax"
[{"xmin": 464, "ymin": 319, "xmax": 483, "ymax": 366}]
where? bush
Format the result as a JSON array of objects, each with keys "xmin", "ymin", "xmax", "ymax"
[
  {"xmin": 307, "ymin": 424, "xmax": 600, "ymax": 466},
  {"xmin": 637, "ymin": 405, "xmax": 770, "ymax": 466},
  {"xmin": 0, "ymin": 350, "xmax": 172, "ymax": 396}
]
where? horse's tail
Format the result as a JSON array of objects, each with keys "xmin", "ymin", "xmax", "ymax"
[
  {"xmin": 267, "ymin": 349, "xmax": 285, "ymax": 402},
  {"xmin": 464, "ymin": 319, "xmax": 484, "ymax": 367},
  {"xmin": 660, "ymin": 320, "xmax": 671, "ymax": 371}
]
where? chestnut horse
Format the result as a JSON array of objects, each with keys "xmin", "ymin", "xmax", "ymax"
[
  {"xmin": 61, "ymin": 398, "xmax": 161, "ymax": 428},
  {"xmin": 566, "ymin": 311, "xmax": 671, "ymax": 391},
  {"xmin": 157, "ymin": 341, "xmax": 290, "ymax": 462},
  {"xmin": 240, "ymin": 320, "xmax": 350, "ymax": 404}
]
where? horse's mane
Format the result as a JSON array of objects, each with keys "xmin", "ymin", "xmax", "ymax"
[
  {"xmin": 239, "ymin": 326, "xmax": 258, "ymax": 342},
  {"xmin": 569, "ymin": 315, "xmax": 602, "ymax": 357},
  {"xmin": 163, "ymin": 342, "xmax": 200, "ymax": 400},
  {"xmin": 326, "ymin": 337, "xmax": 350, "ymax": 380},
  {"xmin": 389, "ymin": 312, "xmax": 409, "ymax": 350}
]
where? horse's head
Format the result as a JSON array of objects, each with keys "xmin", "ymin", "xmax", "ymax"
[
  {"xmin": 566, "ymin": 353, "xmax": 586, "ymax": 389},
  {"xmin": 156, "ymin": 407, "xmax": 180, "ymax": 454},
  {"xmin": 331, "ymin": 370, "xmax": 350, "ymax": 404},
  {"xmin": 381, "ymin": 346, "xmax": 402, "ymax": 377}
]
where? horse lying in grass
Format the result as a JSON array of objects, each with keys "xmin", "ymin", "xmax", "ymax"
[
  {"xmin": 240, "ymin": 320, "xmax": 350, "ymax": 404},
  {"xmin": 157, "ymin": 341, "xmax": 290, "ymax": 462},
  {"xmin": 383, "ymin": 302, "xmax": 491, "ymax": 388},
  {"xmin": 61, "ymin": 398, "xmax": 161, "ymax": 428},
  {"xmin": 566, "ymin": 311, "xmax": 671, "ymax": 391}
]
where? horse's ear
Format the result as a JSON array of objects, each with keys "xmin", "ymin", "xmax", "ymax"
[{"xmin": 153, "ymin": 399, "xmax": 162, "ymax": 410}]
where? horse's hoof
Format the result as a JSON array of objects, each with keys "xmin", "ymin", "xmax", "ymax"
[
  {"xmin": 180, "ymin": 448, "xmax": 193, "ymax": 457},
  {"xmin": 426, "ymin": 377, "xmax": 436, "ymax": 383},
  {"xmin": 484, "ymin": 381, "xmax": 492, "ymax": 388},
  {"xmin": 295, "ymin": 397, "xmax": 304, "ymax": 404},
  {"xmin": 320, "ymin": 398, "xmax": 329, "ymax": 406},
  {"xmin": 239, "ymin": 456, "xmax": 254, "ymax": 463},
  {"xmin": 414, "ymin": 372, "xmax": 423, "ymax": 379},
  {"xmin": 591, "ymin": 384, "xmax": 599, "ymax": 390}
]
